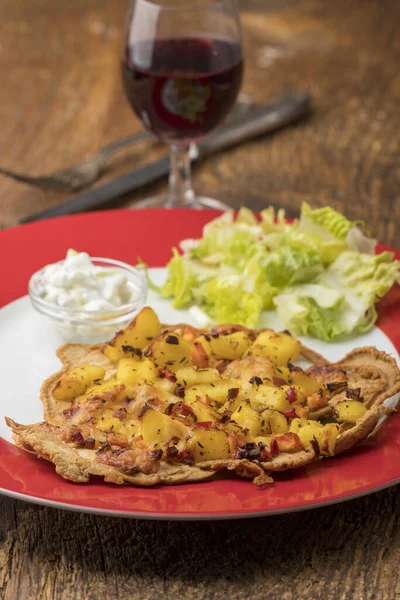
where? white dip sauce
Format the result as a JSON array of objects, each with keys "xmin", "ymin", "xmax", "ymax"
[{"xmin": 38, "ymin": 249, "xmax": 135, "ymax": 311}]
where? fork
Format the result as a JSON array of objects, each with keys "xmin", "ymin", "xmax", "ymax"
[{"xmin": 0, "ymin": 94, "xmax": 253, "ymax": 192}]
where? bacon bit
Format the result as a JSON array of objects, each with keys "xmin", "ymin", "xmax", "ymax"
[
  {"xmin": 219, "ymin": 410, "xmax": 232, "ymax": 424},
  {"xmin": 107, "ymin": 432, "xmax": 130, "ymax": 448},
  {"xmin": 257, "ymin": 443, "xmax": 272, "ymax": 461},
  {"xmin": 273, "ymin": 376, "xmax": 287, "ymax": 387},
  {"xmin": 70, "ymin": 430, "xmax": 84, "ymax": 445},
  {"xmin": 227, "ymin": 431, "xmax": 248, "ymax": 455},
  {"xmin": 282, "ymin": 409, "xmax": 297, "ymax": 420},
  {"xmin": 147, "ymin": 397, "xmax": 165, "ymax": 410},
  {"xmin": 177, "ymin": 450, "xmax": 194, "ymax": 465},
  {"xmin": 288, "ymin": 363, "xmax": 301, "ymax": 373},
  {"xmin": 274, "ymin": 432, "xmax": 303, "ymax": 453},
  {"xmin": 310, "ymin": 436, "xmax": 320, "ymax": 457},
  {"xmin": 175, "ymin": 403, "xmax": 194, "ymax": 417},
  {"xmin": 63, "ymin": 406, "xmax": 79, "ymax": 419},
  {"xmin": 294, "ymin": 406, "xmax": 309, "ymax": 419},
  {"xmin": 269, "ymin": 439, "xmax": 279, "ymax": 456},
  {"xmin": 285, "ymin": 386, "xmax": 297, "ymax": 404},
  {"xmin": 191, "ymin": 341, "xmax": 209, "ymax": 368},
  {"xmin": 138, "ymin": 404, "xmax": 151, "ymax": 419},
  {"xmin": 346, "ymin": 388, "xmax": 362, "ymax": 400},
  {"xmin": 158, "ymin": 367, "xmax": 177, "ymax": 382},
  {"xmin": 210, "ymin": 331, "xmax": 220, "ymax": 339},
  {"xmin": 214, "ymin": 360, "xmax": 228, "ymax": 375},
  {"xmin": 112, "ymin": 407, "xmax": 127, "ymax": 419},
  {"xmin": 121, "ymin": 345, "xmax": 142, "ymax": 357},
  {"xmin": 249, "ymin": 376, "xmax": 262, "ymax": 386},
  {"xmin": 193, "ymin": 421, "xmax": 213, "ymax": 429},
  {"xmin": 175, "ymin": 385, "xmax": 185, "ymax": 398},
  {"xmin": 149, "ymin": 448, "xmax": 163, "ymax": 460},
  {"xmin": 227, "ymin": 388, "xmax": 239, "ymax": 400},
  {"xmin": 166, "ymin": 446, "xmax": 179, "ymax": 458},
  {"xmin": 165, "ymin": 402, "xmax": 196, "ymax": 424},
  {"xmin": 166, "ymin": 335, "xmax": 179, "ymax": 345},
  {"xmin": 83, "ymin": 437, "xmax": 96, "ymax": 450}
]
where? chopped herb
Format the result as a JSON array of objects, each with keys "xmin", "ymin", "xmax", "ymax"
[
  {"xmin": 249, "ymin": 376, "xmax": 262, "ymax": 386},
  {"xmin": 122, "ymin": 345, "xmax": 142, "ymax": 357}
]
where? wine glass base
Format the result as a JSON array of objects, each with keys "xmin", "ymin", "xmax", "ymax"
[{"xmin": 131, "ymin": 195, "xmax": 231, "ymax": 211}]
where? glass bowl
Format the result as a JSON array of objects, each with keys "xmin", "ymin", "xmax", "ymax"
[{"xmin": 28, "ymin": 257, "xmax": 148, "ymax": 343}]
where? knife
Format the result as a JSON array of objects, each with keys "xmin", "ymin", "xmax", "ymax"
[{"xmin": 20, "ymin": 91, "xmax": 310, "ymax": 223}]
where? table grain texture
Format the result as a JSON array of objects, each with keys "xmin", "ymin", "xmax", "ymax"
[{"xmin": 1, "ymin": 0, "xmax": 400, "ymax": 599}]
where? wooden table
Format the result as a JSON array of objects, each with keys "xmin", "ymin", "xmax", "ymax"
[{"xmin": 1, "ymin": 0, "xmax": 400, "ymax": 598}]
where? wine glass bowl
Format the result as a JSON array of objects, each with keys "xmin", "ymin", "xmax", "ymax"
[{"xmin": 121, "ymin": 0, "xmax": 243, "ymax": 210}]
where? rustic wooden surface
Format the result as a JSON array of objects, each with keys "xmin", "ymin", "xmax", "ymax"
[{"xmin": 1, "ymin": 0, "xmax": 400, "ymax": 598}]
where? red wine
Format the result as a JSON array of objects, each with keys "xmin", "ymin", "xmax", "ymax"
[{"xmin": 122, "ymin": 37, "xmax": 243, "ymax": 143}]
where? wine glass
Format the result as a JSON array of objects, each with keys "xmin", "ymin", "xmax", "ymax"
[{"xmin": 121, "ymin": 0, "xmax": 244, "ymax": 210}]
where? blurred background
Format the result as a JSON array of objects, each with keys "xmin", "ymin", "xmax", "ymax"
[{"xmin": 0, "ymin": 0, "xmax": 399, "ymax": 241}]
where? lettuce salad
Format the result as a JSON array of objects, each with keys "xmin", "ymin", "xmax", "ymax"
[{"xmin": 156, "ymin": 204, "xmax": 400, "ymax": 341}]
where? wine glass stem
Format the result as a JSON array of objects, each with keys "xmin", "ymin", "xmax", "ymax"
[{"xmin": 167, "ymin": 144, "xmax": 196, "ymax": 208}]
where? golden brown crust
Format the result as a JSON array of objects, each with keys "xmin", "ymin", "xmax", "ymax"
[
  {"xmin": 260, "ymin": 448, "xmax": 316, "ymax": 471},
  {"xmin": 7, "ymin": 316, "xmax": 400, "ymax": 488},
  {"xmin": 334, "ymin": 347, "xmax": 400, "ymax": 408},
  {"xmin": 300, "ymin": 343, "xmax": 330, "ymax": 365},
  {"xmin": 6, "ymin": 418, "xmax": 220, "ymax": 486}
]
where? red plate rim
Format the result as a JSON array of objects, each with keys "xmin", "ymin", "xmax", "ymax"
[{"xmin": 1, "ymin": 208, "xmax": 400, "ymax": 520}]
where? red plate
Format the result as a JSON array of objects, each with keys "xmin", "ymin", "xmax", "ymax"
[{"xmin": 1, "ymin": 208, "xmax": 400, "ymax": 520}]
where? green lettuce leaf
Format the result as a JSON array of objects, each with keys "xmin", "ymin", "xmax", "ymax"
[
  {"xmin": 161, "ymin": 249, "xmax": 219, "ymax": 308},
  {"xmin": 159, "ymin": 206, "xmax": 398, "ymax": 340},
  {"xmin": 300, "ymin": 202, "xmax": 354, "ymax": 239},
  {"xmin": 196, "ymin": 274, "xmax": 264, "ymax": 327},
  {"xmin": 191, "ymin": 225, "xmax": 263, "ymax": 269},
  {"xmin": 320, "ymin": 250, "xmax": 400, "ymax": 303},
  {"xmin": 274, "ymin": 251, "xmax": 400, "ymax": 341},
  {"xmin": 264, "ymin": 245, "xmax": 324, "ymax": 288},
  {"xmin": 161, "ymin": 249, "xmax": 199, "ymax": 308},
  {"xmin": 260, "ymin": 206, "xmax": 295, "ymax": 234},
  {"xmin": 274, "ymin": 284, "xmax": 374, "ymax": 341},
  {"xmin": 298, "ymin": 202, "xmax": 354, "ymax": 264}
]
